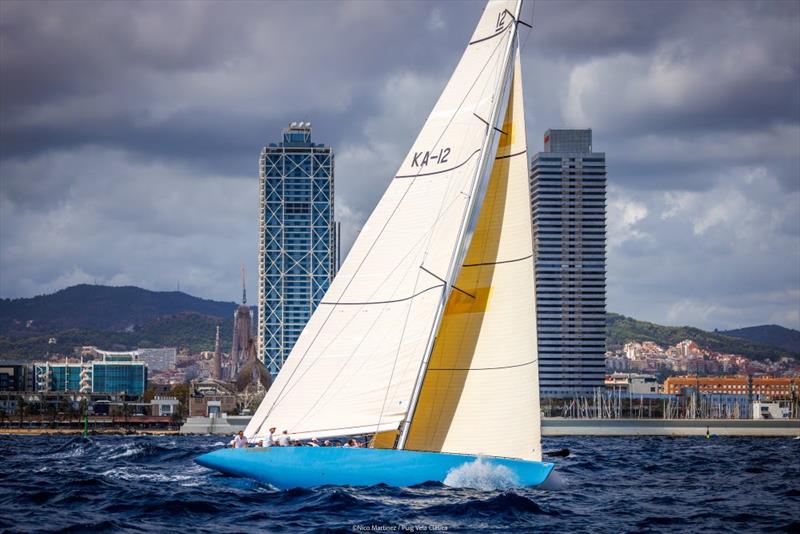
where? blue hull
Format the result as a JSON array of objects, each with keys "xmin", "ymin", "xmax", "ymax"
[{"xmin": 195, "ymin": 447, "xmax": 554, "ymax": 489}]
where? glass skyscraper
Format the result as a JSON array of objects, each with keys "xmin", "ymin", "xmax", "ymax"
[
  {"xmin": 258, "ymin": 122, "xmax": 338, "ymax": 375},
  {"xmin": 530, "ymin": 129, "xmax": 606, "ymax": 397}
]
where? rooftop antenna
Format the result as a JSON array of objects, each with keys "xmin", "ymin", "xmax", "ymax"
[{"xmin": 241, "ymin": 264, "xmax": 247, "ymax": 305}]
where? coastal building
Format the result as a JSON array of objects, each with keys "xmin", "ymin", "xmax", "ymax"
[
  {"xmin": 257, "ymin": 122, "xmax": 339, "ymax": 375},
  {"xmin": 150, "ymin": 396, "xmax": 181, "ymax": 417},
  {"xmin": 604, "ymin": 373, "xmax": 660, "ymax": 395},
  {"xmin": 530, "ymin": 129, "xmax": 607, "ymax": 397},
  {"xmin": 34, "ymin": 353, "xmax": 147, "ymax": 396},
  {"xmin": 189, "ymin": 379, "xmax": 238, "ymax": 417},
  {"xmin": 663, "ymin": 375, "xmax": 799, "ymax": 400}
]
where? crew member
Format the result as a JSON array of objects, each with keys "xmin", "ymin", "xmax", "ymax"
[{"xmin": 229, "ymin": 430, "xmax": 248, "ymax": 448}]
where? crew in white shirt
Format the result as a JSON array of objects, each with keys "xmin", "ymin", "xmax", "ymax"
[
  {"xmin": 229, "ymin": 430, "xmax": 248, "ymax": 449},
  {"xmin": 263, "ymin": 427, "xmax": 277, "ymax": 447},
  {"xmin": 277, "ymin": 430, "xmax": 291, "ymax": 447}
]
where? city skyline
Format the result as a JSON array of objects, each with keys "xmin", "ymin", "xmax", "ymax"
[{"xmin": 1, "ymin": 0, "xmax": 798, "ymax": 332}]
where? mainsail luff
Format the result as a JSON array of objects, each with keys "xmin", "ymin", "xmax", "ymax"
[
  {"xmin": 245, "ymin": 0, "xmax": 525, "ymax": 442},
  {"xmin": 397, "ymin": 0, "xmax": 524, "ymax": 449},
  {"xmin": 402, "ymin": 49, "xmax": 542, "ymax": 461}
]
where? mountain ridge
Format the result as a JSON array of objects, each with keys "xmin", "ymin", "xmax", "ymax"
[{"xmin": 1, "ymin": 284, "xmax": 797, "ymax": 362}]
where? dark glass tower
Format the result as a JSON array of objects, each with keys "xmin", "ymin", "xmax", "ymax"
[
  {"xmin": 258, "ymin": 123, "xmax": 338, "ymax": 376},
  {"xmin": 530, "ymin": 129, "xmax": 606, "ymax": 397}
]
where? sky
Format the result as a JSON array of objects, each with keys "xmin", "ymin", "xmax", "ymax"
[{"xmin": 1, "ymin": 0, "xmax": 798, "ymax": 331}]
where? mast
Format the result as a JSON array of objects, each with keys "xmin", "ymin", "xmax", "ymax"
[{"xmin": 397, "ymin": 0, "xmax": 524, "ymax": 450}]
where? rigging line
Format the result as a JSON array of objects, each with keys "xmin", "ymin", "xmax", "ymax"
[
  {"xmin": 264, "ymin": 19, "xmax": 512, "ymax": 427},
  {"xmin": 495, "ymin": 149, "xmax": 526, "ymax": 160},
  {"xmin": 426, "ymin": 358, "xmax": 538, "ymax": 372},
  {"xmin": 394, "ymin": 149, "xmax": 480, "ymax": 179},
  {"xmin": 419, "ymin": 266, "xmax": 476, "ymax": 299},
  {"xmin": 319, "ymin": 284, "xmax": 444, "ymax": 306},
  {"xmin": 462, "ymin": 253, "xmax": 533, "ymax": 268}
]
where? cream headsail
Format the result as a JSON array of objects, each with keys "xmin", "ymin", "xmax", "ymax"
[{"xmin": 245, "ymin": 0, "xmax": 539, "ymax": 460}]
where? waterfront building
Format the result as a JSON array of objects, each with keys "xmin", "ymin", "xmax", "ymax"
[
  {"xmin": 530, "ymin": 129, "xmax": 607, "ymax": 397},
  {"xmin": 663, "ymin": 375, "xmax": 799, "ymax": 400},
  {"xmin": 34, "ymin": 353, "xmax": 147, "ymax": 396},
  {"xmin": 604, "ymin": 373, "xmax": 659, "ymax": 395},
  {"xmin": 189, "ymin": 379, "xmax": 238, "ymax": 417},
  {"xmin": 150, "ymin": 396, "xmax": 181, "ymax": 417},
  {"xmin": 257, "ymin": 122, "xmax": 339, "ymax": 375}
]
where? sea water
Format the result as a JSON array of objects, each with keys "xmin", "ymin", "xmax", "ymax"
[{"xmin": 1, "ymin": 435, "xmax": 798, "ymax": 533}]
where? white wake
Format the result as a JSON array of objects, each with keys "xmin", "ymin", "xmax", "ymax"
[{"xmin": 443, "ymin": 458, "xmax": 521, "ymax": 491}]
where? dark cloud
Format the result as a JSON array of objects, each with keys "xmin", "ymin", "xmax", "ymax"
[{"xmin": 1, "ymin": 0, "xmax": 798, "ymax": 330}]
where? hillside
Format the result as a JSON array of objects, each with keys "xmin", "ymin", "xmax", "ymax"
[
  {"xmin": 0, "ymin": 313, "xmax": 236, "ymax": 359},
  {"xmin": 720, "ymin": 325, "xmax": 800, "ymax": 353},
  {"xmin": 0, "ymin": 284, "xmax": 237, "ymax": 334},
  {"xmin": 607, "ymin": 313, "xmax": 799, "ymax": 362},
  {"xmin": 0, "ymin": 285, "xmax": 252, "ymax": 359},
  {"xmin": 0, "ymin": 285, "xmax": 796, "ymax": 362}
]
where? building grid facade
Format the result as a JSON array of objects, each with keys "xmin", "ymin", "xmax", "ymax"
[
  {"xmin": 258, "ymin": 123, "xmax": 338, "ymax": 375},
  {"xmin": 530, "ymin": 129, "xmax": 607, "ymax": 397}
]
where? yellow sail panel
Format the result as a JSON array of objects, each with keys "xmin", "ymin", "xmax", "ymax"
[
  {"xmin": 404, "ymin": 50, "xmax": 542, "ymax": 461},
  {"xmin": 371, "ymin": 430, "xmax": 399, "ymax": 449}
]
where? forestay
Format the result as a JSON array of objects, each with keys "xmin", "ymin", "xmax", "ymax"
[{"xmin": 246, "ymin": 0, "xmax": 524, "ymax": 441}]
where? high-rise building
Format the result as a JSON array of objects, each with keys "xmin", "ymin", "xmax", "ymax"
[
  {"xmin": 258, "ymin": 122, "xmax": 338, "ymax": 375},
  {"xmin": 530, "ymin": 129, "xmax": 606, "ymax": 397}
]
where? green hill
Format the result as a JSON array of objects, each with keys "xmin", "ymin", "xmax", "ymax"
[
  {"xmin": 1, "ymin": 285, "xmax": 796, "ymax": 363},
  {"xmin": 607, "ymin": 313, "xmax": 799, "ymax": 362},
  {"xmin": 720, "ymin": 325, "xmax": 800, "ymax": 353},
  {"xmin": 0, "ymin": 284, "xmax": 238, "ymax": 334},
  {"xmin": 0, "ymin": 285, "xmax": 252, "ymax": 359}
]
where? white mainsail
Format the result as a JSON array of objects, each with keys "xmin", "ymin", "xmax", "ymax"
[{"xmin": 246, "ymin": 0, "xmax": 525, "ymax": 442}]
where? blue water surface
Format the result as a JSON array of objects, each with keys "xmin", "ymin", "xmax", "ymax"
[{"xmin": 1, "ymin": 435, "xmax": 798, "ymax": 533}]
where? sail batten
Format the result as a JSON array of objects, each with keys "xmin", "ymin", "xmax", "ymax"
[{"xmin": 245, "ymin": 0, "xmax": 526, "ymax": 442}]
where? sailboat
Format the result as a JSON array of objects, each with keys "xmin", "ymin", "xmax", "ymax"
[{"xmin": 196, "ymin": 0, "xmax": 554, "ymax": 488}]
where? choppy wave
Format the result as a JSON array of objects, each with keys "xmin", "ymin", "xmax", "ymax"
[{"xmin": 1, "ymin": 434, "xmax": 798, "ymax": 532}]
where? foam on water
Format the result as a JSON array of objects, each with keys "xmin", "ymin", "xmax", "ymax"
[
  {"xmin": 443, "ymin": 458, "xmax": 521, "ymax": 491},
  {"xmin": 104, "ymin": 444, "xmax": 144, "ymax": 460}
]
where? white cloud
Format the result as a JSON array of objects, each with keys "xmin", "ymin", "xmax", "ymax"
[{"xmin": 607, "ymin": 189, "xmax": 649, "ymax": 249}]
